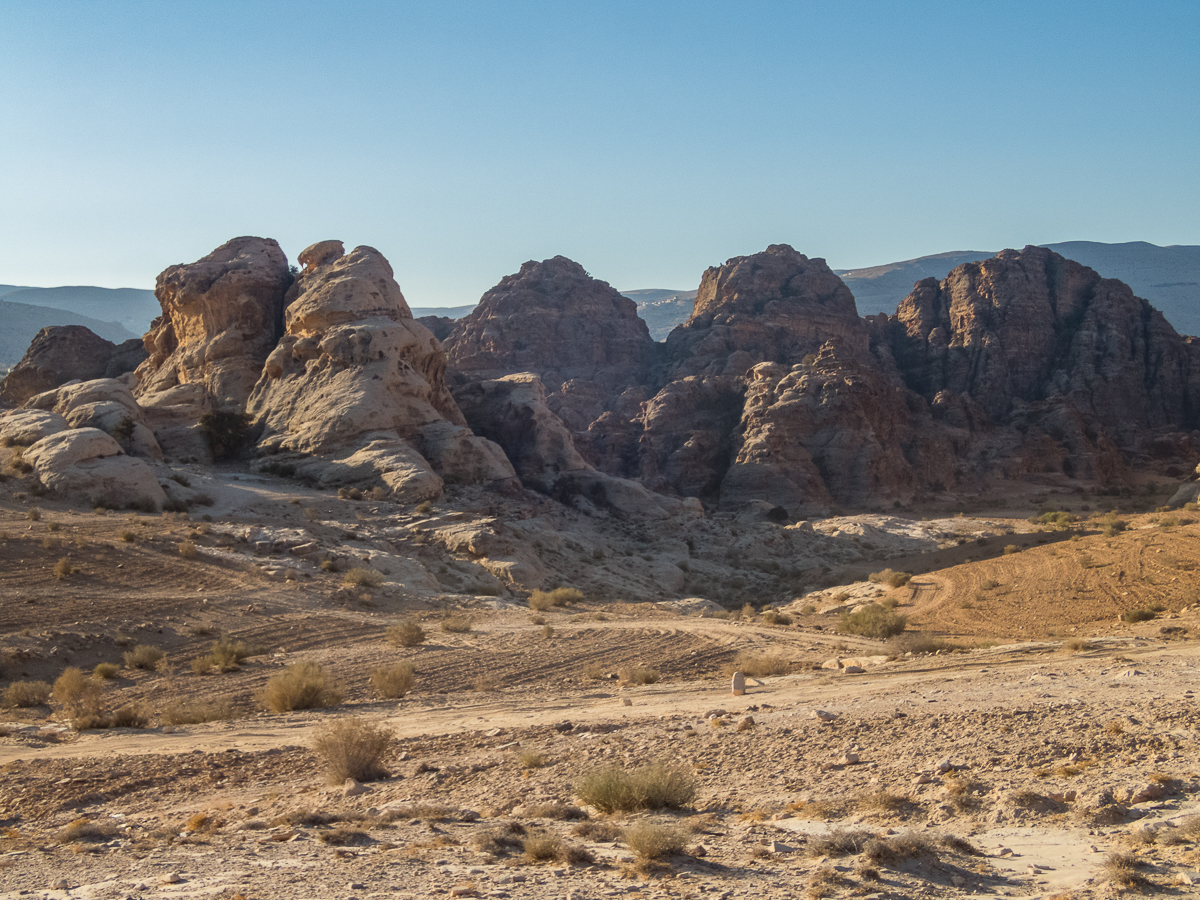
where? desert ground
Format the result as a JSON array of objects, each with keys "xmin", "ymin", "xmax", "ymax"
[{"xmin": 2, "ymin": 464, "xmax": 1199, "ymax": 899}]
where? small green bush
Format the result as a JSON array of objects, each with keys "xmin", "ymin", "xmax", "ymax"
[
  {"xmin": 260, "ymin": 661, "xmax": 343, "ymax": 713},
  {"xmin": 575, "ymin": 761, "xmax": 697, "ymax": 813},
  {"xmin": 839, "ymin": 604, "xmax": 907, "ymax": 639},
  {"xmin": 198, "ymin": 409, "xmax": 251, "ymax": 462},
  {"xmin": 1032, "ymin": 510, "xmax": 1074, "ymax": 529},
  {"xmin": 386, "ymin": 620, "xmax": 426, "ymax": 647}
]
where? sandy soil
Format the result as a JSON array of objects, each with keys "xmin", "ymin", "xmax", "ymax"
[{"xmin": 2, "ymin": 467, "xmax": 1200, "ymax": 898}]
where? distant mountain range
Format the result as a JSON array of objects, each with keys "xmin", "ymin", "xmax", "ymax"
[{"xmin": 0, "ymin": 286, "xmax": 144, "ymax": 371}]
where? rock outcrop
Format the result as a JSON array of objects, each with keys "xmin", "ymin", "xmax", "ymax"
[
  {"xmin": 249, "ymin": 241, "xmax": 515, "ymax": 499},
  {"xmin": 24, "ymin": 428, "xmax": 166, "ymax": 510},
  {"xmin": 25, "ymin": 379, "xmax": 162, "ymax": 460},
  {"xmin": 0, "ymin": 326, "xmax": 146, "ymax": 405},
  {"xmin": 135, "ymin": 236, "xmax": 292, "ymax": 459},
  {"xmin": 886, "ymin": 246, "xmax": 1200, "ymax": 467}
]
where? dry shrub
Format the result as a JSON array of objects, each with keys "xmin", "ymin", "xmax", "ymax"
[
  {"xmin": 1123, "ymin": 607, "xmax": 1157, "ymax": 623},
  {"xmin": 868, "ymin": 568, "xmax": 912, "ymax": 588},
  {"xmin": 93, "ymin": 663, "xmax": 120, "ymax": 680},
  {"xmin": 2, "ymin": 680, "xmax": 51, "ymax": 708},
  {"xmin": 522, "ymin": 831, "xmax": 593, "ymax": 865},
  {"xmin": 575, "ymin": 761, "xmax": 697, "ymax": 813},
  {"xmin": 260, "ymin": 661, "xmax": 343, "ymax": 713},
  {"xmin": 862, "ymin": 832, "xmax": 936, "ymax": 865},
  {"xmin": 52, "ymin": 667, "xmax": 103, "ymax": 719},
  {"xmin": 344, "ymin": 567, "xmax": 384, "ymax": 588},
  {"xmin": 1003, "ymin": 543, "xmax": 1019, "ymax": 555},
  {"xmin": 370, "ymin": 661, "xmax": 415, "ymax": 699},
  {"xmin": 386, "ymin": 620, "xmax": 426, "ymax": 647},
  {"xmin": 760, "ymin": 609, "xmax": 792, "ymax": 626},
  {"xmin": 887, "ymin": 633, "xmax": 965, "ymax": 654},
  {"xmin": 1159, "ymin": 815, "xmax": 1200, "ymax": 845},
  {"xmin": 53, "ymin": 557, "xmax": 76, "ymax": 579},
  {"xmin": 807, "ymin": 866, "xmax": 852, "ymax": 899},
  {"xmin": 440, "ymin": 615, "xmax": 473, "ymax": 634},
  {"xmin": 109, "ymin": 704, "xmax": 148, "ymax": 728},
  {"xmin": 317, "ymin": 827, "xmax": 370, "ymax": 846},
  {"xmin": 1102, "ymin": 851, "xmax": 1149, "ymax": 887},
  {"xmin": 311, "ymin": 718, "xmax": 393, "ymax": 784},
  {"xmin": 839, "ymin": 604, "xmax": 907, "ymax": 639},
  {"xmin": 624, "ymin": 821, "xmax": 689, "ymax": 861},
  {"xmin": 618, "ymin": 665, "xmax": 660, "ymax": 686},
  {"xmin": 56, "ymin": 818, "xmax": 117, "ymax": 843},
  {"xmin": 517, "ymin": 749, "xmax": 546, "ymax": 769},
  {"xmin": 529, "ymin": 587, "xmax": 584, "ymax": 610},
  {"xmin": 191, "ymin": 638, "xmax": 250, "ymax": 675},
  {"xmin": 855, "ymin": 791, "xmax": 912, "ymax": 815},
  {"xmin": 472, "ymin": 822, "xmax": 526, "ymax": 856},
  {"xmin": 1063, "ymin": 638, "xmax": 1095, "ymax": 652},
  {"xmin": 805, "ymin": 828, "xmax": 875, "ymax": 857},
  {"xmin": 178, "ymin": 540, "xmax": 197, "ymax": 559},
  {"xmin": 123, "ymin": 644, "xmax": 164, "ymax": 670},
  {"xmin": 161, "ymin": 699, "xmax": 233, "ymax": 725},
  {"xmin": 729, "ymin": 651, "xmax": 790, "ymax": 677}
]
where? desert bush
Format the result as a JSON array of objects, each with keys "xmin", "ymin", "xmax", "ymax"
[
  {"xmin": 868, "ymin": 569, "xmax": 912, "ymax": 588},
  {"xmin": 440, "ymin": 615, "xmax": 473, "ymax": 634},
  {"xmin": 862, "ymin": 832, "xmax": 937, "ymax": 865},
  {"xmin": 386, "ymin": 620, "xmax": 426, "ymax": 647},
  {"xmin": 2, "ymin": 680, "xmax": 51, "ymax": 708},
  {"xmin": 523, "ymin": 801, "xmax": 586, "ymax": 820},
  {"xmin": 1063, "ymin": 638, "xmax": 1095, "ymax": 652},
  {"xmin": 25, "ymin": 507, "xmax": 40, "ymax": 520},
  {"xmin": 575, "ymin": 761, "xmax": 697, "ymax": 813},
  {"xmin": 52, "ymin": 667, "xmax": 105, "ymax": 727},
  {"xmin": 618, "ymin": 665, "xmax": 660, "ymax": 685},
  {"xmin": 344, "ymin": 567, "xmax": 384, "ymax": 588},
  {"xmin": 1033, "ymin": 510, "xmax": 1075, "ymax": 529},
  {"xmin": 109, "ymin": 704, "xmax": 148, "ymax": 728},
  {"xmin": 160, "ymin": 698, "xmax": 233, "ymax": 725},
  {"xmin": 522, "ymin": 831, "xmax": 593, "ymax": 865},
  {"xmin": 123, "ymin": 644, "xmax": 164, "ymax": 670},
  {"xmin": 93, "ymin": 663, "xmax": 120, "ymax": 680},
  {"xmin": 311, "ymin": 718, "xmax": 393, "ymax": 784},
  {"xmin": 529, "ymin": 587, "xmax": 584, "ymax": 610},
  {"xmin": 730, "ymin": 651, "xmax": 790, "ymax": 677},
  {"xmin": 117, "ymin": 528, "xmax": 137, "ymax": 542},
  {"xmin": 624, "ymin": 821, "xmax": 689, "ymax": 861},
  {"xmin": 178, "ymin": 540, "xmax": 198, "ymax": 559},
  {"xmin": 518, "ymin": 749, "xmax": 546, "ymax": 769},
  {"xmin": 761, "ymin": 609, "xmax": 792, "ymax": 626},
  {"xmin": 198, "ymin": 409, "xmax": 251, "ymax": 461},
  {"xmin": 53, "ymin": 557, "xmax": 76, "ymax": 579},
  {"xmin": 56, "ymin": 818, "xmax": 117, "ymax": 843},
  {"xmin": 839, "ymin": 604, "xmax": 907, "ymax": 639},
  {"xmin": 1102, "ymin": 851, "xmax": 1149, "ymax": 887},
  {"xmin": 472, "ymin": 822, "xmax": 527, "ymax": 856},
  {"xmin": 260, "ymin": 661, "xmax": 343, "ymax": 713},
  {"xmin": 805, "ymin": 828, "xmax": 876, "ymax": 857},
  {"xmin": 191, "ymin": 638, "xmax": 250, "ymax": 674},
  {"xmin": 370, "ymin": 661, "xmax": 415, "ymax": 699},
  {"xmin": 887, "ymin": 633, "xmax": 965, "ymax": 654},
  {"xmin": 1123, "ymin": 607, "xmax": 1157, "ymax": 623}
]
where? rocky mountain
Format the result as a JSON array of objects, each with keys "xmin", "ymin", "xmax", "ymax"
[
  {"xmin": 0, "ymin": 326, "xmax": 145, "ymax": 405},
  {"xmin": 4, "ymin": 236, "xmax": 1198, "ymax": 521},
  {"xmin": 836, "ymin": 241, "xmax": 1200, "ymax": 334},
  {"xmin": 621, "ymin": 289, "xmax": 698, "ymax": 340}
]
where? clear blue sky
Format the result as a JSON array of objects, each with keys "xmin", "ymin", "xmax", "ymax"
[{"xmin": 2, "ymin": 1, "xmax": 1197, "ymax": 308}]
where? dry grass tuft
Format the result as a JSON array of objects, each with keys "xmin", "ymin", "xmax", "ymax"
[
  {"xmin": 618, "ymin": 665, "xmax": 660, "ymax": 685},
  {"xmin": 177, "ymin": 540, "xmax": 198, "ymax": 559},
  {"xmin": 369, "ymin": 661, "xmax": 415, "ymax": 699},
  {"xmin": 839, "ymin": 604, "xmax": 907, "ymax": 639},
  {"xmin": 521, "ymin": 831, "xmax": 593, "ymax": 866},
  {"xmin": 862, "ymin": 832, "xmax": 937, "ymax": 865},
  {"xmin": 868, "ymin": 568, "xmax": 912, "ymax": 589},
  {"xmin": 1063, "ymin": 638, "xmax": 1095, "ymax": 652},
  {"xmin": 161, "ymin": 699, "xmax": 234, "ymax": 725},
  {"xmin": 56, "ymin": 818, "xmax": 117, "ymax": 844},
  {"xmin": 344, "ymin": 567, "xmax": 384, "ymax": 588},
  {"xmin": 624, "ymin": 821, "xmax": 689, "ymax": 861},
  {"xmin": 2, "ymin": 680, "xmax": 51, "ymax": 708},
  {"xmin": 517, "ymin": 749, "xmax": 546, "ymax": 769},
  {"xmin": 385, "ymin": 620, "xmax": 426, "ymax": 647},
  {"xmin": 729, "ymin": 651, "xmax": 790, "ymax": 677},
  {"xmin": 92, "ymin": 663, "xmax": 120, "ymax": 680},
  {"xmin": 123, "ymin": 644, "xmax": 164, "ymax": 670},
  {"xmin": 311, "ymin": 718, "xmax": 393, "ymax": 784},
  {"xmin": 1101, "ymin": 851, "xmax": 1150, "ymax": 887},
  {"xmin": 575, "ymin": 761, "xmax": 697, "ymax": 813},
  {"xmin": 260, "ymin": 661, "xmax": 343, "ymax": 713},
  {"xmin": 53, "ymin": 557, "xmax": 76, "ymax": 579},
  {"xmin": 191, "ymin": 638, "xmax": 251, "ymax": 675},
  {"xmin": 440, "ymin": 615, "xmax": 473, "ymax": 634},
  {"xmin": 807, "ymin": 866, "xmax": 852, "ymax": 899},
  {"xmin": 805, "ymin": 828, "xmax": 875, "ymax": 857},
  {"xmin": 572, "ymin": 820, "xmax": 621, "ymax": 842},
  {"xmin": 529, "ymin": 587, "xmax": 584, "ymax": 610}
]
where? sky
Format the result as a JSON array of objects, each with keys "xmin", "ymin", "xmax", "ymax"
[{"xmin": 1, "ymin": 1, "xmax": 1197, "ymax": 308}]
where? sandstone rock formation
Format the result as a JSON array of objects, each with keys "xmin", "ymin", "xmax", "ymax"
[
  {"xmin": 0, "ymin": 409, "xmax": 68, "ymax": 447},
  {"xmin": 135, "ymin": 236, "xmax": 292, "ymax": 459},
  {"xmin": 24, "ymin": 428, "xmax": 166, "ymax": 510},
  {"xmin": 25, "ymin": 378, "xmax": 162, "ymax": 460},
  {"xmin": 249, "ymin": 241, "xmax": 515, "ymax": 499},
  {"xmin": 0, "ymin": 325, "xmax": 147, "ymax": 405}
]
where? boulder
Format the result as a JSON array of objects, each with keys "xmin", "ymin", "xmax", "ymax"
[
  {"xmin": 27, "ymin": 378, "xmax": 161, "ymax": 460},
  {"xmin": 24, "ymin": 428, "xmax": 166, "ymax": 510},
  {"xmin": 135, "ymin": 236, "xmax": 292, "ymax": 459},
  {"xmin": 248, "ymin": 242, "xmax": 516, "ymax": 498},
  {"xmin": 0, "ymin": 409, "xmax": 68, "ymax": 446},
  {"xmin": 0, "ymin": 326, "xmax": 147, "ymax": 406}
]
